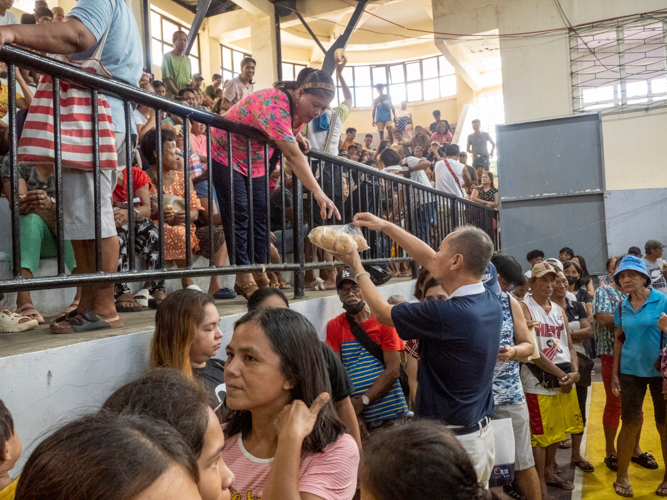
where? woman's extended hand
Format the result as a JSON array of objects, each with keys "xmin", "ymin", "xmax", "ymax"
[
  {"xmin": 611, "ymin": 373, "xmax": 621, "ymax": 397},
  {"xmin": 274, "ymin": 392, "xmax": 331, "ymax": 443},
  {"xmin": 353, "ymin": 212, "xmax": 386, "ymax": 232},
  {"xmin": 313, "ymin": 190, "xmax": 341, "ymax": 221}
]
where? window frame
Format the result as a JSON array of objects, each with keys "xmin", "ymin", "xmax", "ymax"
[
  {"xmin": 220, "ymin": 44, "xmax": 252, "ymax": 82},
  {"xmin": 150, "ymin": 8, "xmax": 201, "ymax": 75}
]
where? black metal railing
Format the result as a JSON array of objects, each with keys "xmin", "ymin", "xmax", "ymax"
[{"xmin": 0, "ymin": 44, "xmax": 498, "ymax": 299}]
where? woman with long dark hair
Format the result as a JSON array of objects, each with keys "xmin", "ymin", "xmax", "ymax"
[
  {"xmin": 222, "ymin": 307, "xmax": 359, "ymax": 499},
  {"xmin": 571, "ymin": 255, "xmax": 595, "ymax": 296},
  {"xmin": 210, "ymin": 69, "xmax": 340, "ymax": 299},
  {"xmin": 563, "ymin": 260, "xmax": 593, "ymax": 320},
  {"xmin": 151, "ymin": 289, "xmax": 225, "ymax": 401},
  {"xmin": 15, "ymin": 413, "xmax": 200, "ymax": 500}
]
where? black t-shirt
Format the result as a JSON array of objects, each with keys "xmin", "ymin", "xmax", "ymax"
[
  {"xmin": 320, "ymin": 342, "xmax": 354, "ymax": 402},
  {"xmin": 193, "ymin": 358, "xmax": 226, "ymax": 405},
  {"xmin": 565, "ymin": 298, "xmax": 587, "ymax": 324},
  {"xmin": 575, "ymin": 287, "xmax": 592, "ymax": 304}
]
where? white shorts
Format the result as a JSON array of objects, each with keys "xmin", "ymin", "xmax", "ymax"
[
  {"xmin": 493, "ymin": 403, "xmax": 535, "ymax": 471},
  {"xmin": 456, "ymin": 422, "xmax": 495, "ymax": 486}
]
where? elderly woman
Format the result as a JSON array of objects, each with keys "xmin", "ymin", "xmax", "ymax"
[
  {"xmin": 611, "ymin": 255, "xmax": 667, "ymax": 498},
  {"xmin": 141, "ymin": 128, "xmax": 203, "ymax": 295},
  {"xmin": 210, "ymin": 69, "xmax": 339, "ymax": 300},
  {"xmin": 430, "ymin": 120, "xmax": 452, "ymax": 147}
]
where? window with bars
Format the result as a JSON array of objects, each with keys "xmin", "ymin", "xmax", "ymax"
[
  {"xmin": 220, "ymin": 45, "xmax": 251, "ymax": 82},
  {"xmin": 333, "ymin": 56, "xmax": 456, "ymax": 107},
  {"xmin": 150, "ymin": 8, "xmax": 201, "ymax": 75},
  {"xmin": 570, "ymin": 13, "xmax": 667, "ymax": 114},
  {"xmin": 282, "ymin": 61, "xmax": 308, "ymax": 82}
]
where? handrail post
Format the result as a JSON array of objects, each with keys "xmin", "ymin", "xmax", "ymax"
[{"xmin": 292, "ymin": 175, "xmax": 305, "ymax": 299}]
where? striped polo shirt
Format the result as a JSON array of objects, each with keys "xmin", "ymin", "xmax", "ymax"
[{"xmin": 326, "ymin": 313, "xmax": 408, "ymax": 424}]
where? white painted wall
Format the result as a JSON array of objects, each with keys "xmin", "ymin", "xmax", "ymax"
[{"xmin": 1, "ymin": 279, "xmax": 415, "ymax": 474}]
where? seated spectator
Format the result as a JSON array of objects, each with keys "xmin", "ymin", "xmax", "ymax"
[
  {"xmin": 141, "ymin": 128, "xmax": 203, "ymax": 290},
  {"xmin": 220, "ymin": 57, "xmax": 255, "ymax": 113},
  {"xmin": 434, "ymin": 144, "xmax": 471, "ymax": 198},
  {"xmin": 429, "ymin": 109, "xmax": 442, "ymax": 133},
  {"xmin": 362, "ymin": 133, "xmax": 374, "ymax": 152},
  {"xmin": 52, "ymin": 6, "xmax": 65, "ymax": 22},
  {"xmin": 430, "ymin": 120, "xmax": 452, "ymax": 147},
  {"xmin": 326, "ymin": 268, "xmax": 409, "ymax": 436},
  {"xmin": 190, "ymin": 121, "xmax": 208, "ymax": 163},
  {"xmin": 204, "ymin": 74, "xmax": 222, "ymax": 107},
  {"xmin": 392, "ymin": 129, "xmax": 411, "ymax": 157},
  {"xmin": 173, "ymin": 120, "xmax": 205, "ymax": 180},
  {"xmin": 246, "ymin": 287, "xmax": 362, "ymax": 449},
  {"xmin": 563, "ymin": 260, "xmax": 593, "ymax": 319},
  {"xmin": 0, "ymin": 400, "xmax": 21, "ymax": 498},
  {"xmin": 359, "ymin": 149, "xmax": 372, "ymax": 164},
  {"xmin": 374, "ymin": 139, "xmax": 390, "ymax": 169},
  {"xmin": 426, "ymin": 140, "xmax": 444, "ymax": 167},
  {"xmin": 521, "ymin": 263, "xmax": 582, "ymax": 495},
  {"xmin": 34, "ymin": 6, "xmax": 52, "ymax": 24},
  {"xmin": 1, "ymin": 156, "xmax": 78, "ymax": 324},
  {"xmin": 223, "ymin": 307, "xmax": 359, "ymax": 498},
  {"xmin": 342, "ymin": 127, "xmax": 361, "ymax": 152},
  {"xmin": 177, "ymin": 87, "xmax": 197, "ymax": 107},
  {"xmin": 394, "ymin": 101, "xmax": 413, "ymax": 139},
  {"xmin": 153, "ymin": 79, "xmax": 166, "ymax": 97},
  {"xmin": 410, "ymin": 125, "xmax": 430, "ymax": 153},
  {"xmin": 472, "ymin": 171, "xmax": 499, "ymax": 209},
  {"xmin": 525, "ymin": 249, "xmax": 545, "ymax": 278},
  {"xmin": 193, "ymin": 84, "xmax": 205, "ymax": 108},
  {"xmin": 15, "ymin": 413, "xmax": 200, "ymax": 500},
  {"xmin": 102, "ymin": 369, "xmax": 235, "ymax": 500},
  {"xmin": 347, "ymin": 143, "xmax": 360, "ymax": 162},
  {"xmin": 360, "ymin": 420, "xmax": 503, "ymax": 500},
  {"xmin": 559, "ymin": 246, "xmax": 575, "ymax": 264},
  {"xmin": 112, "ymin": 164, "xmax": 164, "ymax": 312},
  {"xmin": 134, "ymin": 82, "xmax": 156, "ymax": 140},
  {"xmin": 150, "ymin": 289, "xmax": 225, "ymax": 401},
  {"xmin": 511, "ymin": 275, "xmax": 530, "ymax": 302},
  {"xmin": 571, "ymin": 254, "xmax": 595, "ymax": 296},
  {"xmin": 412, "ymin": 145, "xmax": 424, "ymax": 159},
  {"xmin": 162, "ymin": 30, "xmax": 191, "ymax": 99},
  {"xmin": 551, "ymin": 270, "xmax": 594, "ymax": 475}
]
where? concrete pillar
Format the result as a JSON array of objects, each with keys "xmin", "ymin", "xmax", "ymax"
[
  {"xmin": 250, "ymin": 12, "xmax": 278, "ymax": 90},
  {"xmin": 456, "ymin": 74, "xmax": 475, "ymax": 120}
]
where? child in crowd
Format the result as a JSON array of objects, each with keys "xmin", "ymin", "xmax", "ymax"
[{"xmin": 0, "ymin": 400, "xmax": 21, "ymax": 500}]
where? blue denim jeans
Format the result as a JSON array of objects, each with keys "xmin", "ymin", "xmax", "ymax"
[{"xmin": 212, "ymin": 159, "xmax": 268, "ymax": 266}]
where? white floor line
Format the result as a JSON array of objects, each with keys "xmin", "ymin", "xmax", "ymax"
[{"xmin": 571, "ymin": 385, "xmax": 593, "ymax": 500}]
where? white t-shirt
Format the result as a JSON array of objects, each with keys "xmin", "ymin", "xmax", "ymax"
[
  {"xmin": 305, "ymin": 104, "xmax": 350, "ymax": 155},
  {"xmin": 0, "ymin": 11, "xmax": 19, "ymax": 26},
  {"xmin": 132, "ymin": 108, "xmax": 147, "ymax": 126},
  {"xmin": 434, "ymin": 157, "xmax": 465, "ymax": 197}
]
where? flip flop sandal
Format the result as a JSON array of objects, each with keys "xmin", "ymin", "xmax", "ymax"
[
  {"xmin": 613, "ymin": 482, "xmax": 633, "ymax": 497},
  {"xmin": 656, "ymin": 484, "xmax": 667, "ymax": 497},
  {"xmin": 115, "ymin": 293, "xmax": 144, "ymax": 313},
  {"xmin": 604, "ymin": 454, "xmax": 619, "ymax": 471},
  {"xmin": 279, "ymin": 281, "xmax": 292, "ymax": 289},
  {"xmin": 17, "ymin": 304, "xmax": 45, "ymax": 324},
  {"xmin": 571, "ymin": 460, "xmax": 595, "ymax": 473},
  {"xmin": 0, "ymin": 310, "xmax": 39, "ymax": 333},
  {"xmin": 559, "ymin": 439, "xmax": 572, "ymax": 449},
  {"xmin": 234, "ymin": 282, "xmax": 258, "ymax": 300},
  {"xmin": 631, "ymin": 452, "xmax": 658, "ymax": 469},
  {"xmin": 546, "ymin": 478, "xmax": 575, "ymax": 491},
  {"xmin": 133, "ymin": 289, "xmax": 151, "ymax": 308},
  {"xmin": 50, "ymin": 310, "xmax": 123, "ymax": 335}
]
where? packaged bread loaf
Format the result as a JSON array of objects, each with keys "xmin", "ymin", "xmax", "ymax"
[{"xmin": 308, "ymin": 224, "xmax": 369, "ymax": 253}]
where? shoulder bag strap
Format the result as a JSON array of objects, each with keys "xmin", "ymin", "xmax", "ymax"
[
  {"xmin": 345, "ymin": 313, "xmax": 385, "ymax": 365},
  {"xmin": 443, "ymin": 158, "xmax": 464, "ymax": 196}
]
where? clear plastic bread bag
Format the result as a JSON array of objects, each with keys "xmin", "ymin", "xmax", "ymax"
[{"xmin": 308, "ymin": 224, "xmax": 370, "ymax": 254}]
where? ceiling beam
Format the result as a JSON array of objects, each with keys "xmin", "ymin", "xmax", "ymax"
[
  {"xmin": 435, "ymin": 38, "xmax": 483, "ymax": 91},
  {"xmin": 228, "ymin": 0, "xmax": 273, "ymax": 17}
]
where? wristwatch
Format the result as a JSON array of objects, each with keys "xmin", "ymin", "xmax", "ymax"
[{"xmin": 361, "ymin": 395, "xmax": 370, "ymax": 406}]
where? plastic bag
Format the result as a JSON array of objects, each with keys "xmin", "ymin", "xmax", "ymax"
[
  {"xmin": 488, "ymin": 418, "xmax": 516, "ymax": 488},
  {"xmin": 308, "ymin": 224, "xmax": 369, "ymax": 254}
]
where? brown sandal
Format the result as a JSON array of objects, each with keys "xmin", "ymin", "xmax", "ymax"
[
  {"xmin": 252, "ymin": 272, "xmax": 271, "ymax": 289},
  {"xmin": 234, "ymin": 281, "xmax": 259, "ymax": 300}
]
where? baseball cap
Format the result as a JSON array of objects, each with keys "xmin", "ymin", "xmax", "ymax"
[
  {"xmin": 531, "ymin": 262, "xmax": 558, "ymax": 279},
  {"xmin": 614, "ymin": 255, "xmax": 650, "ymax": 286},
  {"xmin": 645, "ymin": 239, "xmax": 665, "ymax": 251},
  {"xmin": 336, "ymin": 268, "xmax": 358, "ymax": 289},
  {"xmin": 482, "ymin": 262, "xmax": 501, "ymax": 294},
  {"xmin": 192, "ymin": 73, "xmax": 204, "ymax": 81},
  {"xmin": 544, "ymin": 258, "xmax": 564, "ymax": 272},
  {"xmin": 628, "ymin": 246, "xmax": 642, "ymax": 256}
]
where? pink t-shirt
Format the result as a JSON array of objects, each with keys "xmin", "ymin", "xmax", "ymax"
[
  {"xmin": 223, "ymin": 432, "xmax": 359, "ymax": 500},
  {"xmin": 191, "ymin": 133, "xmax": 207, "ymax": 158}
]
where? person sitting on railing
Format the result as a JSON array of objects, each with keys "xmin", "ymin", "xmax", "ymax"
[
  {"xmin": 1, "ymin": 152, "xmax": 79, "ymax": 324},
  {"xmin": 142, "ymin": 128, "xmax": 204, "ymax": 293},
  {"xmin": 210, "ymin": 68, "xmax": 340, "ymax": 300},
  {"xmin": 112, "ymin": 162, "xmax": 165, "ymax": 312}
]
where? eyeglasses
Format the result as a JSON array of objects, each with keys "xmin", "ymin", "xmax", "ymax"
[{"xmin": 338, "ymin": 284, "xmax": 360, "ymax": 294}]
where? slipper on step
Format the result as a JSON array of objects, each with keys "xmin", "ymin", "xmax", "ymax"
[
  {"xmin": 571, "ymin": 460, "xmax": 595, "ymax": 473},
  {"xmin": 546, "ymin": 478, "xmax": 575, "ymax": 491},
  {"xmin": 17, "ymin": 304, "xmax": 45, "ymax": 324},
  {"xmin": 213, "ymin": 288, "xmax": 237, "ymax": 300},
  {"xmin": 604, "ymin": 454, "xmax": 618, "ymax": 471},
  {"xmin": 50, "ymin": 310, "xmax": 123, "ymax": 335},
  {"xmin": 631, "ymin": 452, "xmax": 658, "ymax": 469},
  {"xmin": 0, "ymin": 310, "xmax": 39, "ymax": 333},
  {"xmin": 656, "ymin": 484, "xmax": 667, "ymax": 497},
  {"xmin": 115, "ymin": 293, "xmax": 144, "ymax": 313},
  {"xmin": 133, "ymin": 288, "xmax": 151, "ymax": 308},
  {"xmin": 613, "ymin": 482, "xmax": 633, "ymax": 497}
]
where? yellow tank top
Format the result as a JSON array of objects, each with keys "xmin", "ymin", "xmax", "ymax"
[{"xmin": 0, "ymin": 477, "xmax": 19, "ymax": 500}]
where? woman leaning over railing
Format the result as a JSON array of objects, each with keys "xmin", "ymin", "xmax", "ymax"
[{"xmin": 209, "ymin": 69, "xmax": 340, "ymax": 300}]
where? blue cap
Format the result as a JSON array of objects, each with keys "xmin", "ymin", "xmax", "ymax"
[
  {"xmin": 482, "ymin": 262, "xmax": 501, "ymax": 294},
  {"xmin": 614, "ymin": 255, "xmax": 650, "ymax": 286}
]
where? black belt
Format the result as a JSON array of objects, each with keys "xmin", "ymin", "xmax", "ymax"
[{"xmin": 448, "ymin": 416, "xmax": 491, "ymax": 436}]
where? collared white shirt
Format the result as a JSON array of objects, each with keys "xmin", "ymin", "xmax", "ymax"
[{"xmin": 449, "ymin": 282, "xmax": 485, "ymax": 298}]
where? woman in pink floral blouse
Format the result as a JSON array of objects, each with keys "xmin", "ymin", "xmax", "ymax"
[{"xmin": 211, "ymin": 69, "xmax": 340, "ymax": 298}]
